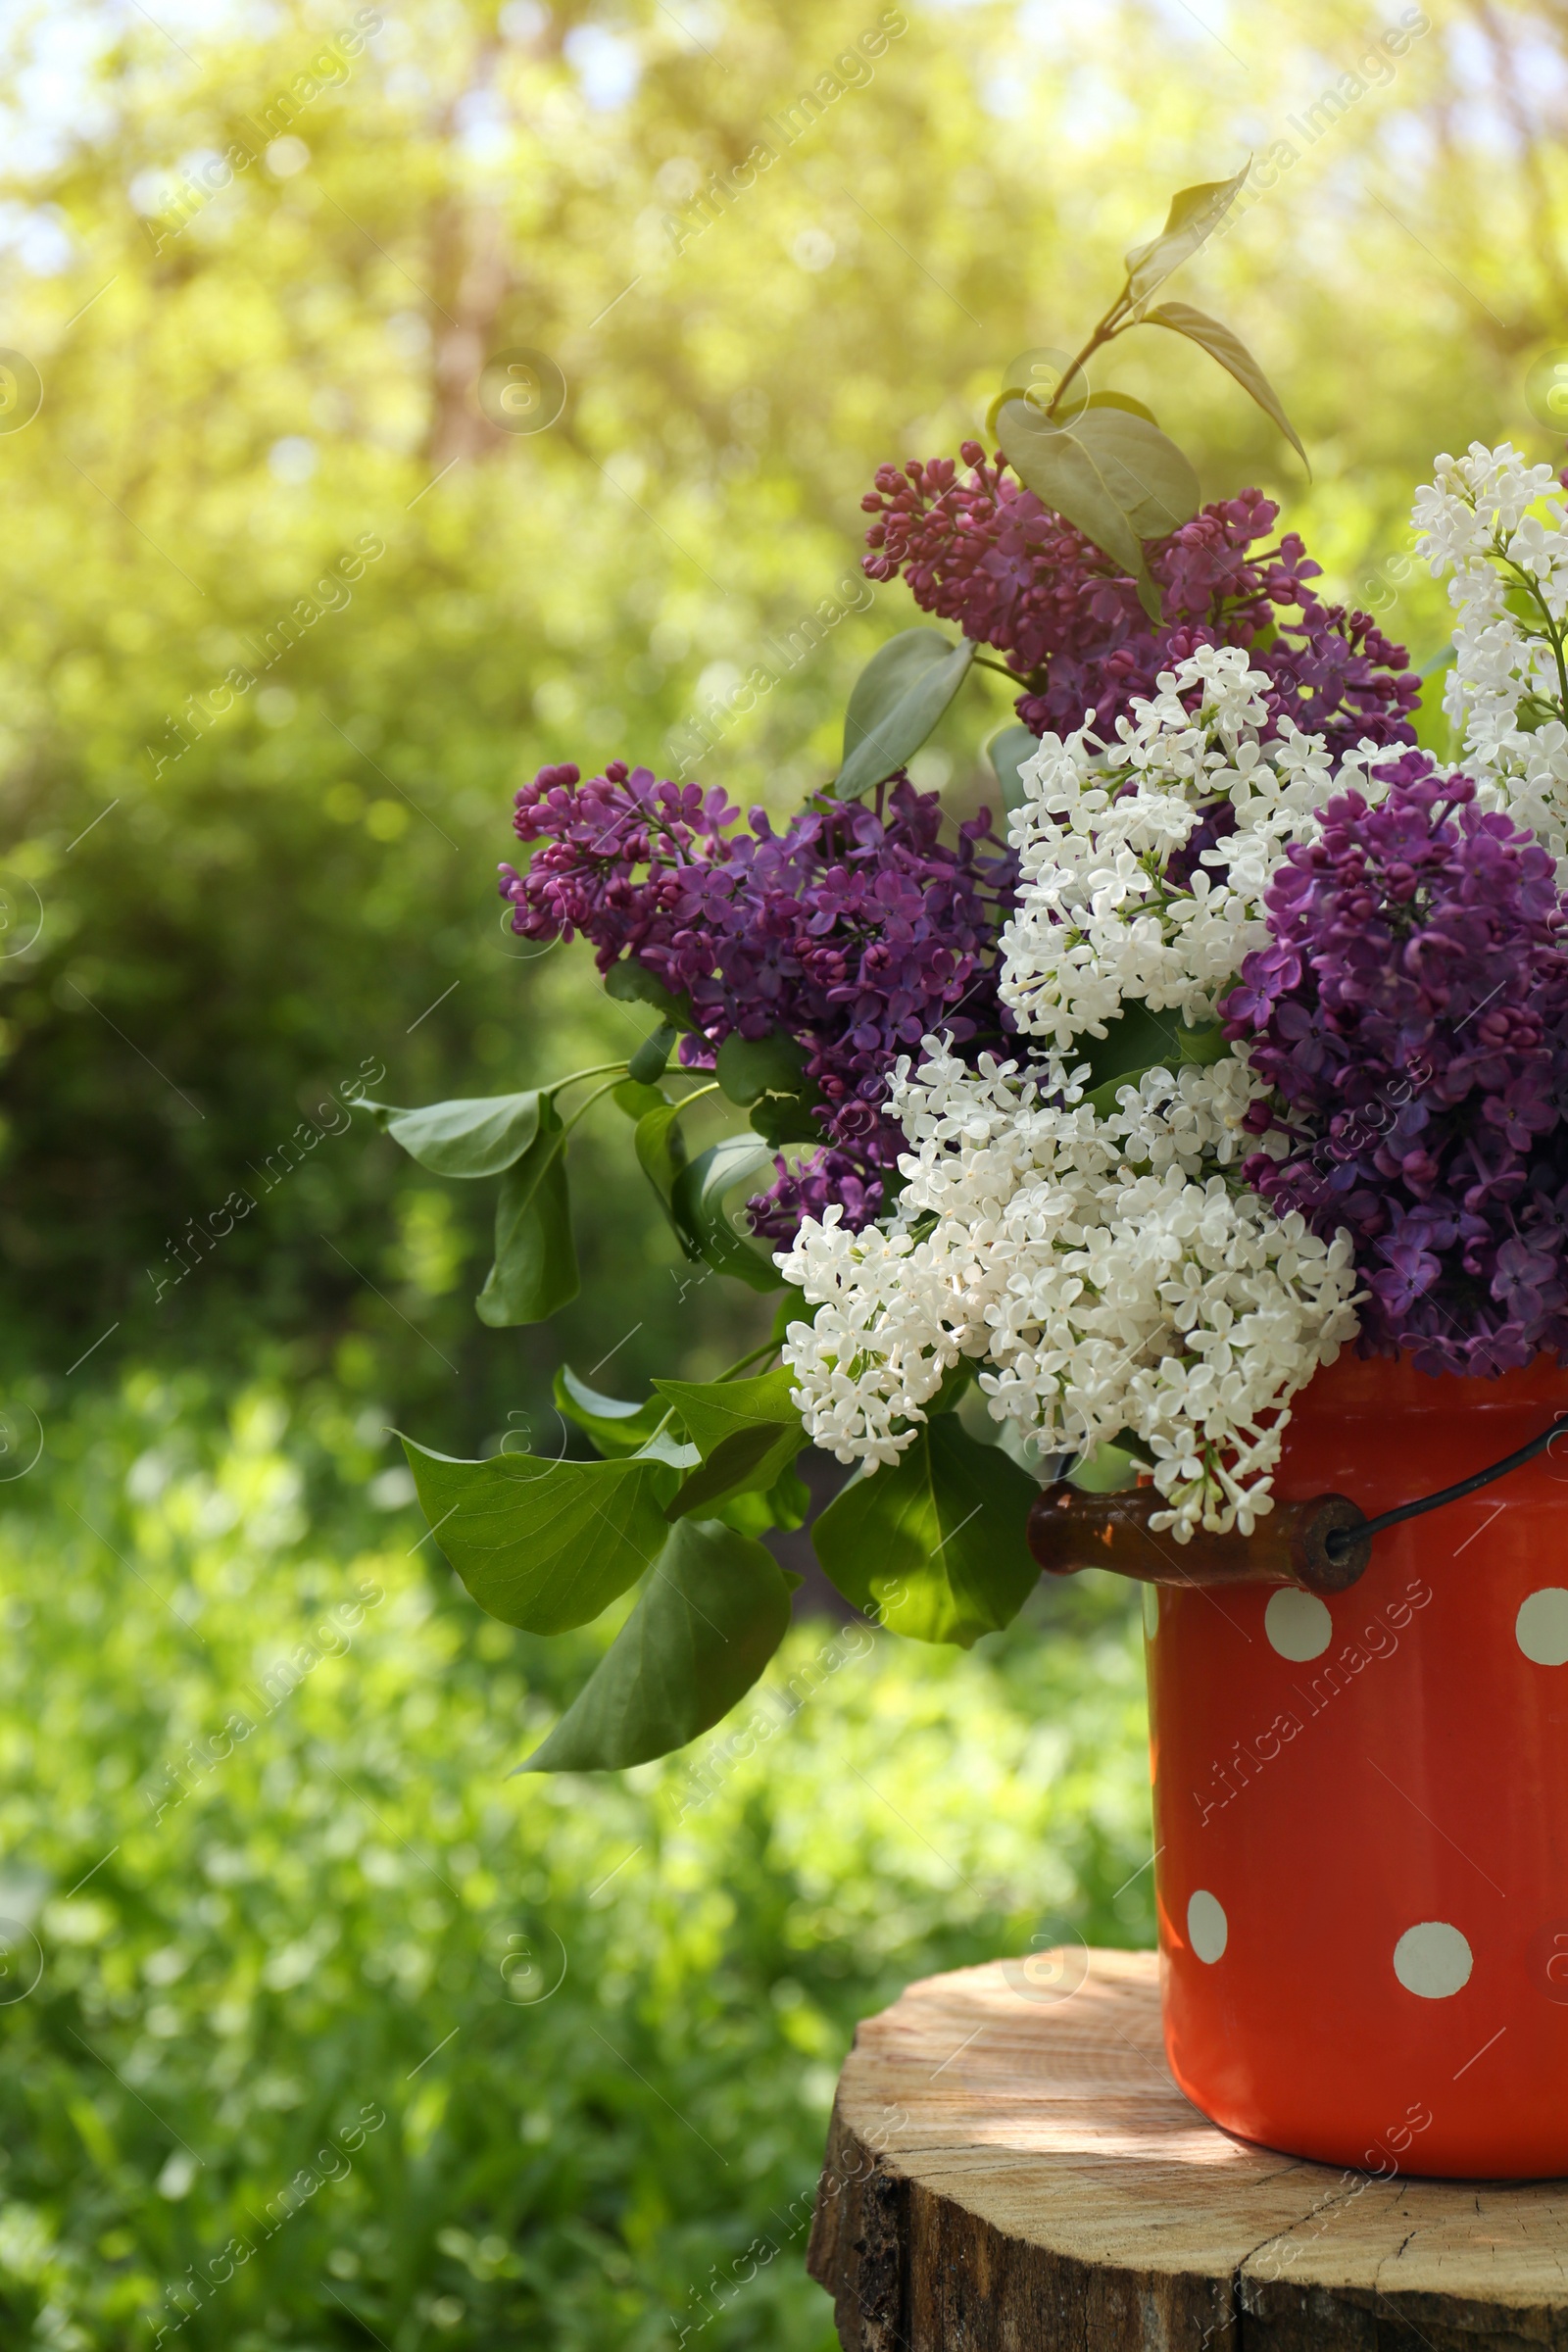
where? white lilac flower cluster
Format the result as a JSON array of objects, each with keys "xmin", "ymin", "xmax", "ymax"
[
  {"xmin": 779, "ymin": 644, "xmax": 1367, "ymax": 1539},
  {"xmin": 1414, "ymin": 439, "xmax": 1568, "ymax": 875},
  {"xmin": 998, "ymin": 644, "xmax": 1335, "ymax": 1043}
]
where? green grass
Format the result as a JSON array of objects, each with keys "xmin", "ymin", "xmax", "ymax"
[{"xmin": 0, "ymin": 1372, "xmax": 1152, "ymax": 2349}]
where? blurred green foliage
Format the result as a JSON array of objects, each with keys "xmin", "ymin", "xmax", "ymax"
[
  {"xmin": 0, "ymin": 1375, "xmax": 1151, "ymax": 2346},
  {"xmin": 0, "ymin": 0, "xmax": 1563, "ymax": 1430},
  {"xmin": 0, "ymin": 2, "xmax": 1562, "ymax": 2336}
]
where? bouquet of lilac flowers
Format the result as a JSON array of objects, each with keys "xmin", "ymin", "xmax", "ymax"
[{"xmin": 365, "ymin": 167, "xmax": 1568, "ymax": 1772}]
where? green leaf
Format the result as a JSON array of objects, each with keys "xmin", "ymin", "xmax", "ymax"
[
  {"xmin": 1070, "ymin": 408, "xmax": 1200, "ymax": 543},
  {"xmin": 1082, "ymin": 389, "xmax": 1159, "ymax": 424},
  {"xmin": 812, "ymin": 1415, "xmax": 1040, "ymax": 1647},
  {"xmin": 634, "ymin": 1099, "xmax": 700, "ymax": 1255},
  {"xmin": 1411, "ymin": 660, "xmax": 1456, "ymax": 762},
  {"xmin": 605, "ymin": 958, "xmax": 695, "ymax": 1030},
  {"xmin": 651, "ymin": 1366, "xmax": 805, "ymax": 1503},
  {"xmin": 716, "ymin": 1028, "xmax": 808, "ymax": 1106},
  {"xmin": 516, "ymin": 1517, "xmax": 795, "ymax": 1772},
  {"xmin": 663, "ymin": 1423, "xmax": 791, "ymax": 1521},
  {"xmin": 628, "ymin": 1022, "xmax": 676, "ymax": 1084},
  {"xmin": 985, "ymin": 723, "xmax": 1040, "ymax": 814},
  {"xmin": 369, "ymin": 1091, "xmax": 542, "ymax": 1179},
  {"xmin": 764, "ymin": 1458, "xmax": 810, "ymax": 1532},
  {"xmin": 1142, "ymin": 301, "xmax": 1308, "ymax": 472},
  {"xmin": 636, "ymin": 1427, "xmax": 703, "ymax": 1472},
  {"xmin": 612, "ymin": 1078, "xmax": 666, "ymax": 1120},
  {"xmin": 1111, "ymin": 1426, "xmax": 1158, "ymax": 1466},
  {"xmin": 475, "ymin": 1102, "xmax": 578, "ymax": 1326},
  {"xmin": 749, "ymin": 1094, "xmax": 819, "ymax": 1148},
  {"xmin": 717, "ymin": 1031, "xmax": 819, "ymax": 1153},
  {"xmin": 926, "ymin": 1358, "xmax": 976, "ymax": 1416},
  {"xmin": 1123, "ymin": 165, "xmax": 1250, "ymax": 314},
  {"xmin": 710, "ymin": 1488, "xmax": 783, "ymax": 1540},
  {"xmin": 554, "ymin": 1367, "xmax": 669, "ymax": 1459},
  {"xmin": 1083, "ymin": 1073, "xmax": 1148, "ymax": 1119},
  {"xmin": 1077, "ymin": 1002, "xmax": 1232, "ymax": 1116},
  {"xmin": 771, "ymin": 1288, "xmax": 814, "ymax": 1342},
  {"xmin": 710, "ymin": 1457, "xmax": 810, "ymax": 1542},
  {"xmin": 986, "ymin": 381, "xmax": 1086, "ymax": 442},
  {"xmin": 995, "ymin": 400, "xmax": 1159, "ymax": 622},
  {"xmin": 1178, "ymin": 1019, "xmax": 1228, "ymax": 1067},
  {"xmin": 670, "ymin": 1137, "xmax": 784, "ymax": 1290},
  {"xmin": 1080, "ymin": 1001, "xmax": 1185, "ymax": 1092},
  {"xmin": 400, "ymin": 1438, "xmax": 669, "ymax": 1634},
  {"xmin": 835, "ymin": 628, "xmax": 976, "ymax": 801}
]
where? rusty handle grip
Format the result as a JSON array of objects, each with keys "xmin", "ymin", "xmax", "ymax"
[{"xmin": 1026, "ymin": 1482, "xmax": 1372, "ymax": 1596}]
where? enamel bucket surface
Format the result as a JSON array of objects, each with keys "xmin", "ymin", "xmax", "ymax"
[{"xmin": 1148, "ymin": 1349, "xmax": 1568, "ymax": 2177}]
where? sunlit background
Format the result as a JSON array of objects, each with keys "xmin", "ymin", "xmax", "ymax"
[{"xmin": 0, "ymin": 0, "xmax": 1559, "ymax": 2341}]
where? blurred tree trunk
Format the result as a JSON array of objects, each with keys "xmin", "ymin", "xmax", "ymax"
[{"xmin": 427, "ymin": 196, "xmax": 514, "ymax": 468}]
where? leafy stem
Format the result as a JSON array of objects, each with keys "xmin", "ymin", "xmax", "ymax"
[
  {"xmin": 1048, "ymin": 289, "xmax": 1133, "ymax": 418},
  {"xmin": 565, "ymin": 1070, "xmax": 722, "ymax": 1139},
  {"xmin": 1498, "ymin": 549, "xmax": 1568, "ymax": 719},
  {"xmin": 563, "ymin": 1079, "xmax": 626, "ymax": 1133},
  {"xmin": 637, "ymin": 1334, "xmax": 788, "ymax": 1458},
  {"xmin": 552, "ymin": 1061, "xmax": 630, "ymax": 1094}
]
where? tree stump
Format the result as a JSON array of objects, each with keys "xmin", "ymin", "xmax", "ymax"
[{"xmin": 807, "ymin": 1950, "xmax": 1568, "ymax": 2350}]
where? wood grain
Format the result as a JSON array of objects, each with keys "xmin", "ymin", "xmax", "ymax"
[{"xmin": 807, "ymin": 1950, "xmax": 1568, "ymax": 2349}]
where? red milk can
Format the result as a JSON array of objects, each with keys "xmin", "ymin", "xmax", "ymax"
[{"xmin": 1147, "ymin": 1350, "xmax": 1568, "ymax": 2177}]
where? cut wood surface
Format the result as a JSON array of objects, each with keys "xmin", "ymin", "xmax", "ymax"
[{"xmin": 807, "ymin": 1950, "xmax": 1568, "ymax": 2350}]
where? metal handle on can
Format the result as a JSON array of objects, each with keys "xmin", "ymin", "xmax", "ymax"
[{"xmin": 1027, "ymin": 1414, "xmax": 1567, "ymax": 1592}]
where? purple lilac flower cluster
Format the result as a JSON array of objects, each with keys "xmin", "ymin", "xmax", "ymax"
[
  {"xmin": 500, "ymin": 762, "xmax": 1015, "ymax": 1237},
  {"xmin": 1221, "ymin": 755, "xmax": 1568, "ymax": 1375},
  {"xmin": 861, "ymin": 447, "xmax": 1420, "ymax": 756}
]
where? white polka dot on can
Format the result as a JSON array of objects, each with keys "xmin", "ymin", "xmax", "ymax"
[
  {"xmin": 1187, "ymin": 1889, "xmax": 1227, "ymax": 1965},
  {"xmin": 1393, "ymin": 1921, "xmax": 1473, "ymax": 1999},
  {"xmin": 1516, "ymin": 1589, "xmax": 1568, "ymax": 1666},
  {"xmin": 1264, "ymin": 1587, "xmax": 1333, "ymax": 1661},
  {"xmin": 1143, "ymin": 1586, "xmax": 1159, "ymax": 1641}
]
